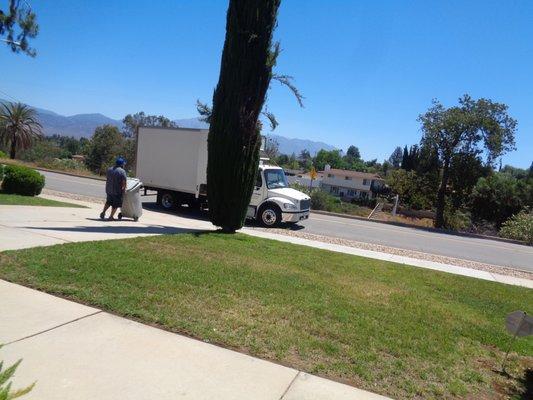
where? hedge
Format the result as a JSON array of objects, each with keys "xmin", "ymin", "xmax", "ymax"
[{"xmin": 1, "ymin": 164, "xmax": 45, "ymax": 196}]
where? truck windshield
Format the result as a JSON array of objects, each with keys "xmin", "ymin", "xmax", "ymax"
[{"xmin": 264, "ymin": 169, "xmax": 289, "ymax": 189}]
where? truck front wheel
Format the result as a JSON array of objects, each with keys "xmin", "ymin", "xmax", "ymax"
[
  {"xmin": 160, "ymin": 191, "xmax": 176, "ymax": 210},
  {"xmin": 258, "ymin": 204, "xmax": 281, "ymax": 228}
]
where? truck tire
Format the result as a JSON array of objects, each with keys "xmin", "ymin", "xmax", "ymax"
[
  {"xmin": 160, "ymin": 191, "xmax": 176, "ymax": 210},
  {"xmin": 258, "ymin": 204, "xmax": 281, "ymax": 227}
]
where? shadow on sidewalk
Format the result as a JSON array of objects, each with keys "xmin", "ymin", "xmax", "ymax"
[
  {"xmin": 141, "ymin": 202, "xmax": 307, "ymax": 231},
  {"xmin": 25, "ymin": 225, "xmax": 211, "ymax": 235}
]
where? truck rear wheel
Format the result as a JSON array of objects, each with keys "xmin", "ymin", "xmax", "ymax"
[
  {"xmin": 259, "ymin": 204, "xmax": 281, "ymax": 228},
  {"xmin": 160, "ymin": 191, "xmax": 176, "ymax": 210}
]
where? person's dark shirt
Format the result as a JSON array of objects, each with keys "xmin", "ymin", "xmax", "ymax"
[{"xmin": 106, "ymin": 166, "xmax": 127, "ymax": 196}]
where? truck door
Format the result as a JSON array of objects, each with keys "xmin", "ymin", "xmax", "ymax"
[{"xmin": 250, "ymin": 171, "xmax": 264, "ymax": 207}]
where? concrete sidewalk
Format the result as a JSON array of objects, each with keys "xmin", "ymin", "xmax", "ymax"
[{"xmin": 0, "ymin": 279, "xmax": 389, "ymax": 400}]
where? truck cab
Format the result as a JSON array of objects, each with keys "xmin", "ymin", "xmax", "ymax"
[{"xmin": 247, "ymin": 164, "xmax": 311, "ymax": 227}]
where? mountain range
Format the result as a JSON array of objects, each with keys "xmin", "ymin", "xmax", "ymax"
[{"xmin": 1, "ymin": 100, "xmax": 336, "ymax": 155}]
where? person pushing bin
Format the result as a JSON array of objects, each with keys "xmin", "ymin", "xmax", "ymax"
[
  {"xmin": 100, "ymin": 157, "xmax": 143, "ymax": 222},
  {"xmin": 100, "ymin": 157, "xmax": 127, "ymax": 221}
]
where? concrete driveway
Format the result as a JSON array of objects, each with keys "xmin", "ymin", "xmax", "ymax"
[{"xmin": 0, "ymin": 195, "xmax": 215, "ymax": 251}]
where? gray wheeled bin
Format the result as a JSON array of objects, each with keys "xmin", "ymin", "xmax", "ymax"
[{"xmin": 118, "ymin": 178, "xmax": 143, "ymax": 221}]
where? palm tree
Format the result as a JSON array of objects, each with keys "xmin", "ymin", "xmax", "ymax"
[{"xmin": 0, "ymin": 102, "xmax": 43, "ymax": 159}]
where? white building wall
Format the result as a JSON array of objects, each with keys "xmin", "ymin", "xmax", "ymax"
[{"xmin": 321, "ymin": 175, "xmax": 372, "ymax": 191}]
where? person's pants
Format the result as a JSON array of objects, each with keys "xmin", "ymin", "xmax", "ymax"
[{"xmin": 106, "ymin": 193, "xmax": 123, "ymax": 208}]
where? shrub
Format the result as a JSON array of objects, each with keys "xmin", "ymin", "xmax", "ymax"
[
  {"xmin": 310, "ymin": 189, "xmax": 336, "ymax": 211},
  {"xmin": 500, "ymin": 210, "xmax": 533, "ymax": 244},
  {"xmin": 470, "ymin": 173, "xmax": 523, "ymax": 227},
  {"xmin": 350, "ymin": 197, "xmax": 377, "ymax": 208},
  {"xmin": 1, "ymin": 165, "xmax": 45, "ymax": 196},
  {"xmin": 309, "ymin": 189, "xmax": 369, "ymax": 217},
  {"xmin": 443, "ymin": 206, "xmax": 471, "ymax": 231},
  {"xmin": 0, "ymin": 150, "xmax": 7, "ymax": 159}
]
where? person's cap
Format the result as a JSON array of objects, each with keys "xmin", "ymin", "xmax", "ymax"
[{"xmin": 115, "ymin": 157, "xmax": 126, "ymax": 166}]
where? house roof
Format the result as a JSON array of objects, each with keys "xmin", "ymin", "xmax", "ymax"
[{"xmin": 324, "ymin": 168, "xmax": 384, "ymax": 180}]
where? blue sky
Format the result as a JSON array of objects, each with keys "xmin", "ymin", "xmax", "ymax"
[{"xmin": 1, "ymin": 0, "xmax": 532, "ymax": 167}]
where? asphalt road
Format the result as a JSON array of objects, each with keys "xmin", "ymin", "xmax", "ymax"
[{"xmin": 40, "ymin": 170, "xmax": 533, "ymax": 272}]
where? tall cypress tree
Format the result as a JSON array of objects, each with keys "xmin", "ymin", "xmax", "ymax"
[
  {"xmin": 207, "ymin": 0, "xmax": 281, "ymax": 232},
  {"xmin": 401, "ymin": 146, "xmax": 409, "ymax": 170}
]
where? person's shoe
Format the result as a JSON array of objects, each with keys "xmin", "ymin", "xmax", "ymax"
[
  {"xmin": 108, "ymin": 216, "xmax": 116, "ymax": 221},
  {"xmin": 99, "ymin": 212, "xmax": 105, "ymax": 220}
]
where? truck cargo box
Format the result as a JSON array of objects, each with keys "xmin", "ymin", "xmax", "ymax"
[{"xmin": 136, "ymin": 127, "xmax": 208, "ymax": 197}]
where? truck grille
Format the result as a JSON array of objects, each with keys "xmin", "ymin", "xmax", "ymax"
[{"xmin": 300, "ymin": 199, "xmax": 310, "ymax": 210}]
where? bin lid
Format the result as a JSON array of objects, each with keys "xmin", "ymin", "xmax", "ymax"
[{"xmin": 126, "ymin": 178, "xmax": 142, "ymax": 192}]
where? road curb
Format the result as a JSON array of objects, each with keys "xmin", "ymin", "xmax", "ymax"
[
  {"xmin": 310, "ymin": 210, "xmax": 528, "ymax": 246},
  {"xmin": 35, "ymin": 166, "xmax": 106, "ymax": 181}
]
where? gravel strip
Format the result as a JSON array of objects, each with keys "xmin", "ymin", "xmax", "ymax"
[
  {"xmin": 250, "ymin": 226, "xmax": 533, "ymax": 281},
  {"xmin": 40, "ymin": 189, "xmax": 533, "ymax": 281},
  {"xmin": 42, "ymin": 189, "xmax": 103, "ymax": 204}
]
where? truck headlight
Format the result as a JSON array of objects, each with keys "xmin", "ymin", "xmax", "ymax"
[{"xmin": 283, "ymin": 202, "xmax": 297, "ymax": 210}]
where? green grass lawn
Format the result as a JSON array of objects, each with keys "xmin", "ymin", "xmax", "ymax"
[
  {"xmin": 0, "ymin": 192, "xmax": 85, "ymax": 207},
  {"xmin": 0, "ymin": 233, "xmax": 531, "ymax": 399}
]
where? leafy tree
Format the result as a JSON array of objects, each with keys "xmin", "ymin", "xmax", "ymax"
[
  {"xmin": 18, "ymin": 138, "xmax": 66, "ymax": 161},
  {"xmin": 313, "ymin": 149, "xmax": 344, "ymax": 170},
  {"xmin": 470, "ymin": 173, "xmax": 523, "ymax": 227},
  {"xmin": 500, "ymin": 164, "xmax": 529, "ymax": 180},
  {"xmin": 0, "ymin": 102, "xmax": 43, "ymax": 159},
  {"xmin": 380, "ymin": 160, "xmax": 392, "ymax": 176},
  {"xmin": 386, "ymin": 169, "xmax": 434, "ymax": 210},
  {"xmin": 297, "ymin": 149, "xmax": 312, "ymax": 171},
  {"xmin": 346, "ymin": 145, "xmax": 360, "ymax": 160},
  {"xmin": 121, "ymin": 138, "xmax": 137, "ymax": 173},
  {"xmin": 0, "ymin": 0, "xmax": 38, "ymax": 57},
  {"xmin": 207, "ymin": 0, "xmax": 281, "ymax": 232},
  {"xmin": 386, "ymin": 169, "xmax": 416, "ymax": 203},
  {"xmin": 448, "ymin": 152, "xmax": 491, "ymax": 209},
  {"xmin": 365, "ymin": 158, "xmax": 378, "ymax": 168},
  {"xmin": 122, "ymin": 111, "xmax": 178, "ymax": 138},
  {"xmin": 342, "ymin": 145, "xmax": 363, "ymax": 170},
  {"xmin": 85, "ymin": 125, "xmax": 124, "ymax": 174},
  {"xmin": 388, "ymin": 146, "xmax": 403, "ymax": 168},
  {"xmin": 419, "ymin": 95, "xmax": 517, "ymax": 227},
  {"xmin": 275, "ymin": 153, "xmax": 289, "ymax": 166},
  {"xmin": 47, "ymin": 134, "xmax": 82, "ymax": 156},
  {"xmin": 298, "ymin": 149, "xmax": 311, "ymax": 163}
]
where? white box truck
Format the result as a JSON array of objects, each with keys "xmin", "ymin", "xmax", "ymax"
[{"xmin": 135, "ymin": 127, "xmax": 310, "ymax": 227}]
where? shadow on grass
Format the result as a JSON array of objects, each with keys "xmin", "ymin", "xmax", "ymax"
[
  {"xmin": 515, "ymin": 369, "xmax": 533, "ymax": 400},
  {"xmin": 497, "ymin": 368, "xmax": 533, "ymax": 399}
]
